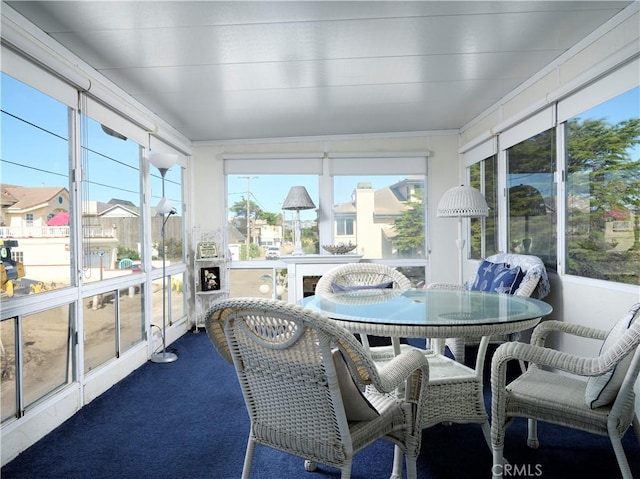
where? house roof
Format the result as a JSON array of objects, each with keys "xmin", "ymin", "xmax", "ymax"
[
  {"xmin": 1, "ymin": 185, "xmax": 68, "ymax": 212},
  {"xmin": 333, "ymin": 181, "xmax": 413, "ymax": 216}
]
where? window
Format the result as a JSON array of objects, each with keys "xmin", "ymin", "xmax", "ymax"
[
  {"xmin": 80, "ymin": 113, "xmax": 143, "ymax": 283},
  {"xmin": 565, "ymin": 87, "xmax": 640, "ymax": 285},
  {"xmin": 333, "ymin": 176, "xmax": 425, "ymax": 259},
  {"xmin": 337, "ymin": 218, "xmax": 354, "ymax": 236},
  {"xmin": 469, "ymin": 156, "xmax": 498, "ymax": 259},
  {"xmin": 0, "ymin": 73, "xmax": 72, "ymax": 297},
  {"xmin": 506, "ymin": 128, "xmax": 557, "ymax": 270},
  {"xmin": 22, "ymin": 305, "xmax": 73, "ymax": 410},
  {"xmin": 227, "ymin": 174, "xmax": 319, "ymax": 259}
]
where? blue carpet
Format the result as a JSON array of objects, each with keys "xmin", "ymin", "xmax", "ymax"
[{"xmin": 2, "ymin": 332, "xmax": 639, "ymax": 478}]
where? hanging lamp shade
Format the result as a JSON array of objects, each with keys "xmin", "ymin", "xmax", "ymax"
[
  {"xmin": 437, "ymin": 185, "xmax": 489, "ymax": 218},
  {"xmin": 282, "ymin": 186, "xmax": 316, "ymax": 211}
]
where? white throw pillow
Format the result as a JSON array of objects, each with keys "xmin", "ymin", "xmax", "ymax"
[
  {"xmin": 585, "ymin": 303, "xmax": 640, "ymax": 409},
  {"xmin": 332, "ymin": 349, "xmax": 379, "ymax": 421}
]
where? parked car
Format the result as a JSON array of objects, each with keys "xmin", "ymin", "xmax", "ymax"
[{"xmin": 265, "ymin": 246, "xmax": 280, "ymax": 259}]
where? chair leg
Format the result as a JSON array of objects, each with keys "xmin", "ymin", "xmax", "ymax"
[
  {"xmin": 390, "ymin": 445, "xmax": 404, "ymax": 479},
  {"xmin": 242, "ymin": 434, "xmax": 256, "ymax": 479},
  {"xmin": 339, "ymin": 458, "xmax": 353, "ymax": 479},
  {"xmin": 492, "ymin": 446, "xmax": 505, "ymax": 478},
  {"xmin": 610, "ymin": 433, "xmax": 634, "ymax": 479},
  {"xmin": 527, "ymin": 419, "xmax": 539, "ymax": 449},
  {"xmin": 404, "ymin": 454, "xmax": 418, "ymax": 479}
]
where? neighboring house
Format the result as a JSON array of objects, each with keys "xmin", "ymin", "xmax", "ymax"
[
  {"xmin": 1, "ymin": 184, "xmax": 70, "ymax": 230},
  {"xmin": 0, "ymin": 185, "xmax": 139, "ymax": 284},
  {"xmin": 333, "ymin": 178, "xmax": 423, "ymax": 258}
]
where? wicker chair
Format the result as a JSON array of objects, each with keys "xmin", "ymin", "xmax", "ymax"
[
  {"xmin": 315, "ymin": 263, "xmax": 414, "ymax": 351},
  {"xmin": 316, "ymin": 263, "xmax": 494, "ymax": 453},
  {"xmin": 204, "ymin": 297, "xmax": 430, "ymax": 479},
  {"xmin": 428, "ymin": 253, "xmax": 550, "ymax": 363},
  {"xmin": 491, "ymin": 303, "xmax": 640, "ymax": 479}
]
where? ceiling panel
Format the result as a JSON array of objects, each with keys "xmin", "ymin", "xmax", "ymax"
[{"xmin": 5, "ymin": 1, "xmax": 634, "ymax": 142}]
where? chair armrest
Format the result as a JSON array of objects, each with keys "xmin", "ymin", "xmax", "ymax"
[
  {"xmin": 372, "ymin": 348, "xmax": 430, "ymax": 395},
  {"xmin": 492, "ymin": 341, "xmax": 605, "ymax": 379},
  {"xmin": 530, "ymin": 320, "xmax": 607, "ymax": 347}
]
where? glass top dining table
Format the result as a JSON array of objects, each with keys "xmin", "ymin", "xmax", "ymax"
[{"xmin": 301, "ymin": 288, "xmax": 553, "ymax": 340}]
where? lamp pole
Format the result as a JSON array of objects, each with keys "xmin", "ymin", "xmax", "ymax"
[
  {"xmin": 239, "ymin": 176, "xmax": 257, "ymax": 259},
  {"xmin": 149, "ymin": 152, "xmax": 178, "ymax": 364}
]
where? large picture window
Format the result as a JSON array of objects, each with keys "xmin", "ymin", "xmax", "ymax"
[
  {"xmin": 333, "ymin": 175, "xmax": 425, "ymax": 259},
  {"xmin": 0, "ymin": 73, "xmax": 72, "ymax": 298},
  {"xmin": 506, "ymin": 128, "xmax": 557, "ymax": 270},
  {"xmin": 565, "ymin": 87, "xmax": 640, "ymax": 285},
  {"xmin": 227, "ymin": 174, "xmax": 319, "ymax": 259}
]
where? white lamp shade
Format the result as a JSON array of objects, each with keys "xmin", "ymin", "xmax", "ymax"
[
  {"xmin": 156, "ymin": 197, "xmax": 175, "ymax": 215},
  {"xmin": 148, "ymin": 152, "xmax": 178, "ymax": 171},
  {"xmin": 437, "ymin": 185, "xmax": 489, "ymax": 218}
]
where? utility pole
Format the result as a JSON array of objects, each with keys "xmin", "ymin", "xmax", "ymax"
[{"xmin": 238, "ymin": 176, "xmax": 257, "ymax": 259}]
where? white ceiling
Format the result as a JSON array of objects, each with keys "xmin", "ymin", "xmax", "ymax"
[{"xmin": 6, "ymin": 1, "xmax": 634, "ymax": 142}]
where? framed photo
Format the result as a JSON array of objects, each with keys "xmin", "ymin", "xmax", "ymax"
[
  {"xmin": 197, "ymin": 242, "xmax": 218, "ymax": 259},
  {"xmin": 200, "ymin": 266, "xmax": 221, "ymax": 291}
]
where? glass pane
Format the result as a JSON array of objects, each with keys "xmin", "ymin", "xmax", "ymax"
[
  {"xmin": 80, "ymin": 115, "xmax": 142, "ymax": 283},
  {"xmin": 170, "ymin": 273, "xmax": 185, "ymax": 324},
  {"xmin": 470, "ymin": 156, "xmax": 498, "ymax": 259},
  {"xmin": 84, "ymin": 291, "xmax": 116, "ymax": 373},
  {"xmin": 0, "ymin": 73, "xmax": 72, "ymax": 300},
  {"xmin": 23, "ymin": 305, "xmax": 72, "ymax": 408},
  {"xmin": 566, "ymin": 87, "xmax": 640, "ymax": 284},
  {"xmin": 227, "ymin": 175, "xmax": 319, "ymax": 258},
  {"xmin": 230, "ymin": 268, "xmax": 289, "ymax": 302},
  {"xmin": 151, "ymin": 164, "xmax": 184, "ymax": 264},
  {"xmin": 1, "ymin": 317, "xmax": 17, "ymax": 422},
  {"xmin": 507, "ymin": 129, "xmax": 557, "ymax": 269},
  {"xmin": 333, "ymin": 176, "xmax": 425, "ymax": 259},
  {"xmin": 119, "ymin": 284, "xmax": 145, "ymax": 353}
]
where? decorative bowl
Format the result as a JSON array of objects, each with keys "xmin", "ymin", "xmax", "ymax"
[{"xmin": 322, "ymin": 242, "xmax": 357, "ymax": 255}]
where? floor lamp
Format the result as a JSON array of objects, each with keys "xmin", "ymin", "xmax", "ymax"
[
  {"xmin": 437, "ymin": 185, "xmax": 489, "ymax": 285},
  {"xmin": 149, "ymin": 152, "xmax": 179, "ymax": 364},
  {"xmin": 282, "ymin": 186, "xmax": 316, "ymax": 256}
]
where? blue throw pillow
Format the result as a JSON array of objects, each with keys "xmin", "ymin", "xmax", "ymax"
[
  {"xmin": 471, "ymin": 260, "xmax": 509, "ymax": 292},
  {"xmin": 490, "ymin": 265, "xmax": 525, "ymax": 294},
  {"xmin": 331, "ymin": 281, "xmax": 393, "ymax": 293},
  {"xmin": 471, "ymin": 260, "xmax": 524, "ymax": 294}
]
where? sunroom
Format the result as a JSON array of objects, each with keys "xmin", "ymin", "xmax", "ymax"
[{"xmin": 0, "ymin": 1, "xmax": 638, "ymax": 469}]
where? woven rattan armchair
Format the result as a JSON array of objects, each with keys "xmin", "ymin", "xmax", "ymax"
[
  {"xmin": 491, "ymin": 303, "xmax": 640, "ymax": 479},
  {"xmin": 315, "ymin": 263, "xmax": 414, "ymax": 352},
  {"xmin": 316, "ymin": 263, "xmax": 494, "ymax": 453},
  {"xmin": 428, "ymin": 253, "xmax": 550, "ymax": 363},
  {"xmin": 205, "ymin": 297, "xmax": 430, "ymax": 479}
]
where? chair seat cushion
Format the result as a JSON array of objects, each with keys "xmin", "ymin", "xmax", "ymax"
[
  {"xmin": 585, "ymin": 303, "xmax": 640, "ymax": 409},
  {"xmin": 332, "ymin": 350, "xmax": 379, "ymax": 421},
  {"xmin": 471, "ymin": 260, "xmax": 524, "ymax": 294}
]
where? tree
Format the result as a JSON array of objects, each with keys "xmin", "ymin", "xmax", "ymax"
[
  {"xmin": 393, "ymin": 193, "xmax": 424, "ymax": 257},
  {"xmin": 566, "ymin": 117, "xmax": 640, "ymax": 283}
]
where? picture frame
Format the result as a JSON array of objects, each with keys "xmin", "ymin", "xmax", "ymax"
[
  {"xmin": 197, "ymin": 241, "xmax": 218, "ymax": 259},
  {"xmin": 200, "ymin": 266, "xmax": 221, "ymax": 291}
]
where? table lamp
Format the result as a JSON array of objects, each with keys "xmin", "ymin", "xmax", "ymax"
[{"xmin": 282, "ymin": 186, "xmax": 316, "ymax": 256}]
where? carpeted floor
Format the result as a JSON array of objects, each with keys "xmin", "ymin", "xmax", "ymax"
[{"xmin": 2, "ymin": 331, "xmax": 639, "ymax": 478}]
